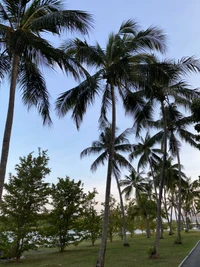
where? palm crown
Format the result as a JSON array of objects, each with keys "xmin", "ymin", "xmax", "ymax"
[
  {"xmin": 0, "ymin": 0, "xmax": 93, "ymax": 124},
  {"xmin": 56, "ymin": 19, "xmax": 167, "ymax": 128}
]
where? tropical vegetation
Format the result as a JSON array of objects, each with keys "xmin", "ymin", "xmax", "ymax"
[{"xmin": 0, "ymin": 1, "xmax": 200, "ymax": 267}]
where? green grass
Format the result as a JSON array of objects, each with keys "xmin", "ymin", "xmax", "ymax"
[{"xmin": 1, "ymin": 231, "xmax": 200, "ymax": 267}]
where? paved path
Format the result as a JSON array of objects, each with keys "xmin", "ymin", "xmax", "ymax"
[{"xmin": 179, "ymin": 241, "xmax": 200, "ymax": 267}]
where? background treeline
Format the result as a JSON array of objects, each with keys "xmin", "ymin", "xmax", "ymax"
[{"xmin": 1, "ymin": 149, "xmax": 200, "ymax": 260}]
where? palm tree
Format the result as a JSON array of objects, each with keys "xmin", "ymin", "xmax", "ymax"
[
  {"xmin": 56, "ymin": 19, "xmax": 166, "ymax": 267},
  {"xmin": 182, "ymin": 178, "xmax": 200, "ymax": 232},
  {"xmin": 129, "ymin": 132, "xmax": 163, "ymax": 201},
  {"xmin": 161, "ymin": 156, "xmax": 187, "ymax": 235},
  {"xmin": 131, "ymin": 57, "xmax": 200, "ymax": 256},
  {"xmin": 0, "ymin": 0, "xmax": 93, "ymax": 199},
  {"xmin": 80, "ymin": 125, "xmax": 133, "ymax": 246},
  {"xmin": 132, "ymin": 193, "xmax": 157, "ymax": 238},
  {"xmin": 120, "ymin": 169, "xmax": 149, "ymax": 199},
  {"xmin": 120, "ymin": 171, "xmax": 154, "ymax": 238},
  {"xmin": 164, "ymin": 104, "xmax": 197, "ymax": 243},
  {"xmin": 151, "ymin": 103, "xmax": 198, "ymax": 242}
]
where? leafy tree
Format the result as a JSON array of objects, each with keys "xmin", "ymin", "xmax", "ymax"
[
  {"xmin": 0, "ymin": 0, "xmax": 93, "ymax": 199},
  {"xmin": 56, "ymin": 19, "xmax": 166, "ymax": 267},
  {"xmin": 0, "ymin": 149, "xmax": 50, "ymax": 260},
  {"xmin": 81, "ymin": 189, "xmax": 102, "ymax": 246},
  {"xmin": 49, "ymin": 177, "xmax": 85, "ymax": 252}
]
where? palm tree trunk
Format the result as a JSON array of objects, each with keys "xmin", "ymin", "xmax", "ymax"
[
  {"xmin": 145, "ymin": 213, "xmax": 151, "ymax": 238},
  {"xmin": 163, "ymin": 188, "xmax": 171, "ymax": 234},
  {"xmin": 181, "ymin": 212, "xmax": 185, "ymax": 230},
  {"xmin": 174, "ymin": 139, "xmax": 182, "ymax": 244},
  {"xmin": 115, "ymin": 177, "xmax": 129, "ymax": 246},
  {"xmin": 160, "ymin": 219, "xmax": 164, "ymax": 239},
  {"xmin": 148, "ymin": 157, "xmax": 158, "ymax": 204},
  {"xmin": 0, "ymin": 55, "xmax": 19, "ymax": 199},
  {"xmin": 169, "ymin": 192, "xmax": 174, "ymax": 235},
  {"xmin": 152, "ymin": 101, "xmax": 167, "ymax": 257},
  {"xmin": 96, "ymin": 83, "xmax": 116, "ymax": 267},
  {"xmin": 175, "ymin": 205, "xmax": 178, "ymax": 222}
]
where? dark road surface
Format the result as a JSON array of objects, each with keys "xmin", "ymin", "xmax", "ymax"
[{"xmin": 179, "ymin": 241, "xmax": 200, "ymax": 267}]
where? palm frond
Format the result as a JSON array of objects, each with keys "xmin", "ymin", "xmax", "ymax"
[
  {"xmin": 19, "ymin": 61, "xmax": 52, "ymax": 125},
  {"xmin": 27, "ymin": 3, "xmax": 94, "ymax": 35},
  {"xmin": 177, "ymin": 56, "xmax": 200, "ymax": 76},
  {"xmin": 0, "ymin": 52, "xmax": 10, "ymax": 79},
  {"xmin": 90, "ymin": 152, "xmax": 108, "ymax": 172},
  {"xmin": 55, "ymin": 70, "xmax": 103, "ymax": 129},
  {"xmin": 80, "ymin": 146, "xmax": 105, "ymax": 159},
  {"xmin": 118, "ymin": 19, "xmax": 139, "ymax": 35}
]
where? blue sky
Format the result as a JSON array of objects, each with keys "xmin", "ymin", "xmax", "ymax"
[{"xmin": 1, "ymin": 0, "xmax": 200, "ymax": 204}]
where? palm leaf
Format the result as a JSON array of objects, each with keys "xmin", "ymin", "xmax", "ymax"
[
  {"xmin": 55, "ymin": 70, "xmax": 103, "ymax": 129},
  {"xmin": 19, "ymin": 61, "xmax": 52, "ymax": 125},
  {"xmin": 90, "ymin": 152, "xmax": 108, "ymax": 172}
]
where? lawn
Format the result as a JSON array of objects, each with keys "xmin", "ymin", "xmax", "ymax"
[{"xmin": 0, "ymin": 231, "xmax": 199, "ymax": 267}]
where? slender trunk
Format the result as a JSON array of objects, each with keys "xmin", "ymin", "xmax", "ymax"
[
  {"xmin": 175, "ymin": 139, "xmax": 182, "ymax": 244},
  {"xmin": 174, "ymin": 206, "xmax": 178, "ymax": 222},
  {"xmin": 163, "ymin": 188, "xmax": 171, "ymax": 234},
  {"xmin": 0, "ymin": 55, "xmax": 19, "ymax": 199},
  {"xmin": 149, "ymin": 157, "xmax": 158, "ymax": 204},
  {"xmin": 169, "ymin": 192, "xmax": 174, "ymax": 235},
  {"xmin": 160, "ymin": 219, "xmax": 164, "ymax": 239},
  {"xmin": 152, "ymin": 101, "xmax": 167, "ymax": 257},
  {"xmin": 145, "ymin": 213, "xmax": 151, "ymax": 238},
  {"xmin": 115, "ymin": 177, "xmax": 129, "ymax": 246},
  {"xmin": 181, "ymin": 212, "xmax": 185, "ymax": 230},
  {"xmin": 185, "ymin": 213, "xmax": 189, "ymax": 233},
  {"xmin": 96, "ymin": 83, "xmax": 116, "ymax": 267}
]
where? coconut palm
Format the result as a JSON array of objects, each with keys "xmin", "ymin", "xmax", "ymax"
[
  {"xmin": 80, "ymin": 125, "xmax": 133, "ymax": 246},
  {"xmin": 182, "ymin": 178, "xmax": 200, "ymax": 232},
  {"xmin": 161, "ymin": 156, "xmax": 187, "ymax": 235},
  {"xmin": 56, "ymin": 19, "xmax": 166, "ymax": 267},
  {"xmin": 120, "ymin": 171, "xmax": 153, "ymax": 238},
  {"xmin": 129, "ymin": 132, "xmax": 163, "ymax": 201},
  {"xmin": 120, "ymin": 169, "xmax": 149, "ymax": 199},
  {"xmin": 132, "ymin": 193, "xmax": 157, "ymax": 238},
  {"xmin": 131, "ymin": 57, "xmax": 200, "ymax": 256},
  {"xmin": 163, "ymin": 103, "xmax": 197, "ymax": 242},
  {"xmin": 0, "ymin": 0, "xmax": 93, "ymax": 199},
  {"xmin": 151, "ymin": 103, "xmax": 198, "ymax": 242}
]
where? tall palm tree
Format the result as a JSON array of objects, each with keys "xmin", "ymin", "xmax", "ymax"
[
  {"xmin": 56, "ymin": 19, "xmax": 166, "ymax": 267},
  {"xmin": 0, "ymin": 0, "xmax": 93, "ymax": 199},
  {"xmin": 182, "ymin": 178, "xmax": 200, "ymax": 232},
  {"xmin": 164, "ymin": 104, "xmax": 197, "ymax": 243},
  {"xmin": 129, "ymin": 132, "xmax": 163, "ymax": 201},
  {"xmin": 151, "ymin": 103, "xmax": 198, "ymax": 242},
  {"xmin": 80, "ymin": 125, "xmax": 133, "ymax": 246},
  {"xmin": 131, "ymin": 57, "xmax": 200, "ymax": 256},
  {"xmin": 120, "ymin": 171, "xmax": 153, "ymax": 238},
  {"xmin": 132, "ymin": 193, "xmax": 157, "ymax": 238},
  {"xmin": 161, "ymin": 156, "xmax": 187, "ymax": 235}
]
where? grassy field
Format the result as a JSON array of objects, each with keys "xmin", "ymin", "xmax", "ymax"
[{"xmin": 0, "ymin": 231, "xmax": 200, "ymax": 267}]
